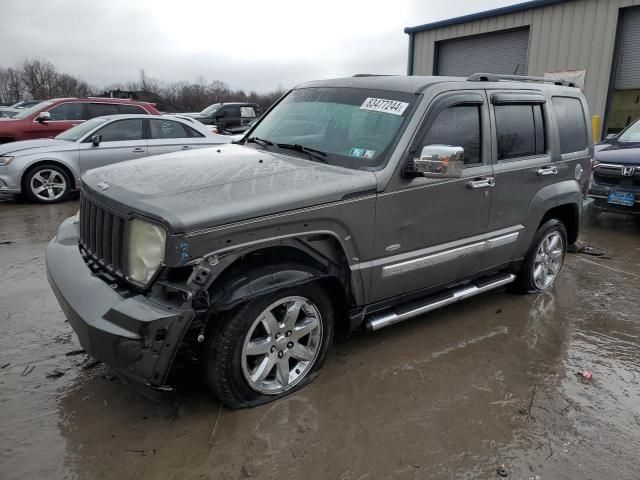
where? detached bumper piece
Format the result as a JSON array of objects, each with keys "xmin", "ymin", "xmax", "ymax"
[{"xmin": 46, "ymin": 217, "xmax": 194, "ymax": 398}]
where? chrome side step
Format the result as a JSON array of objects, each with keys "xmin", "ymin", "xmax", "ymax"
[{"xmin": 365, "ymin": 273, "xmax": 516, "ymax": 331}]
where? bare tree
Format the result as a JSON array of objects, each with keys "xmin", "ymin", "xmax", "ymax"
[
  {"xmin": 20, "ymin": 58, "xmax": 59, "ymax": 99},
  {"xmin": 139, "ymin": 69, "xmax": 161, "ymax": 94},
  {"xmin": 0, "ymin": 58, "xmax": 286, "ymax": 111},
  {"xmin": 56, "ymin": 73, "xmax": 90, "ymax": 98}
]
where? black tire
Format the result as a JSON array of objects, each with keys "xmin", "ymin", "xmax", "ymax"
[
  {"xmin": 513, "ymin": 219, "xmax": 568, "ymax": 294},
  {"xmin": 24, "ymin": 163, "xmax": 71, "ymax": 203},
  {"xmin": 203, "ymin": 282, "xmax": 335, "ymax": 409}
]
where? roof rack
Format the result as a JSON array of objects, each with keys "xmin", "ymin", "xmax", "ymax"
[
  {"xmin": 467, "ymin": 73, "xmax": 577, "ymax": 88},
  {"xmin": 352, "ymin": 74, "xmax": 393, "ymax": 77}
]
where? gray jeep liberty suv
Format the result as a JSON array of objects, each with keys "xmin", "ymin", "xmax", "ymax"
[{"xmin": 46, "ymin": 74, "xmax": 593, "ymax": 409}]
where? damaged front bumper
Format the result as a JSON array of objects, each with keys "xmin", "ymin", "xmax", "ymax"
[{"xmin": 46, "ymin": 217, "xmax": 195, "ymax": 398}]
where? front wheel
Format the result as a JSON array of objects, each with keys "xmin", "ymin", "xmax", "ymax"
[
  {"xmin": 203, "ymin": 283, "xmax": 334, "ymax": 409},
  {"xmin": 24, "ymin": 164, "xmax": 71, "ymax": 203},
  {"xmin": 513, "ymin": 219, "xmax": 567, "ymax": 293}
]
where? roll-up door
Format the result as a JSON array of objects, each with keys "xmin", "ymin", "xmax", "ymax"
[
  {"xmin": 614, "ymin": 7, "xmax": 640, "ymax": 90},
  {"xmin": 436, "ymin": 28, "xmax": 529, "ymax": 77}
]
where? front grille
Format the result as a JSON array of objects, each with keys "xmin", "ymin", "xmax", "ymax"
[
  {"xmin": 594, "ymin": 164, "xmax": 640, "ymax": 188},
  {"xmin": 79, "ymin": 193, "xmax": 126, "ymax": 277}
]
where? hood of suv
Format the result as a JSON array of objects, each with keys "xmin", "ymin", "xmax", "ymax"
[
  {"xmin": 83, "ymin": 144, "xmax": 378, "ymax": 232},
  {"xmin": 595, "ymin": 141, "xmax": 640, "ymax": 166},
  {"xmin": 0, "ymin": 138, "xmax": 76, "ymax": 156}
]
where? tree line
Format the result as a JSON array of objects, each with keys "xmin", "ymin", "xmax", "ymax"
[
  {"xmin": 0, "ymin": 59, "xmax": 287, "ymax": 112},
  {"xmin": 0, "ymin": 59, "xmax": 91, "ymax": 103}
]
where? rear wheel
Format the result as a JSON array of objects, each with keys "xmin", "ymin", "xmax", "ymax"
[
  {"xmin": 514, "ymin": 219, "xmax": 567, "ymax": 293},
  {"xmin": 24, "ymin": 164, "xmax": 71, "ymax": 203},
  {"xmin": 203, "ymin": 283, "xmax": 334, "ymax": 409}
]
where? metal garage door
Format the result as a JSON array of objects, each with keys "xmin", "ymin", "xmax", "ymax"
[
  {"xmin": 436, "ymin": 28, "xmax": 529, "ymax": 77},
  {"xmin": 614, "ymin": 7, "xmax": 640, "ymax": 90}
]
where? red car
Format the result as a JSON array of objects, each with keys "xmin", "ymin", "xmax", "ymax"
[{"xmin": 0, "ymin": 98, "xmax": 161, "ymax": 143}]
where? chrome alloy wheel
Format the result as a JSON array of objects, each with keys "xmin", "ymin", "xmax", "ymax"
[
  {"xmin": 532, "ymin": 231, "xmax": 564, "ymax": 290},
  {"xmin": 241, "ymin": 296, "xmax": 323, "ymax": 394},
  {"xmin": 30, "ymin": 169, "xmax": 67, "ymax": 201}
]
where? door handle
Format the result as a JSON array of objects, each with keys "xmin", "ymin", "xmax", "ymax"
[
  {"xmin": 181, "ymin": 145, "xmax": 191, "ymax": 150},
  {"xmin": 132, "ymin": 148, "xmax": 145, "ymax": 153},
  {"xmin": 71, "ymin": 123, "xmax": 79, "ymax": 127},
  {"xmin": 467, "ymin": 177, "xmax": 496, "ymax": 189},
  {"xmin": 537, "ymin": 166, "xmax": 558, "ymax": 176}
]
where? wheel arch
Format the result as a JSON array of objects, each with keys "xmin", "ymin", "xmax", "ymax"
[
  {"xmin": 21, "ymin": 158, "xmax": 78, "ymax": 193},
  {"xmin": 539, "ymin": 203, "xmax": 579, "ymax": 244},
  {"xmin": 204, "ymin": 239, "xmax": 354, "ymax": 334},
  {"xmin": 521, "ymin": 181, "xmax": 582, "ymax": 248}
]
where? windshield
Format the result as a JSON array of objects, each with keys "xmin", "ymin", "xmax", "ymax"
[
  {"xmin": 246, "ymin": 87, "xmax": 416, "ymax": 170},
  {"xmin": 200, "ymin": 103, "xmax": 221, "ymax": 116},
  {"xmin": 12, "ymin": 101, "xmax": 54, "ymax": 120},
  {"xmin": 55, "ymin": 118, "xmax": 107, "ymax": 142},
  {"xmin": 617, "ymin": 119, "xmax": 640, "ymax": 143}
]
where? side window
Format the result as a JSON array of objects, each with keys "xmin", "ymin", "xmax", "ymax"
[
  {"xmin": 118, "ymin": 104, "xmax": 147, "ymax": 115},
  {"xmin": 422, "ymin": 105, "xmax": 482, "ymax": 165},
  {"xmin": 240, "ymin": 106, "xmax": 256, "ymax": 118},
  {"xmin": 47, "ymin": 102, "xmax": 85, "ymax": 121},
  {"xmin": 187, "ymin": 126, "xmax": 204, "ymax": 138},
  {"xmin": 225, "ymin": 106, "xmax": 241, "ymax": 117},
  {"xmin": 495, "ymin": 104, "xmax": 545, "ymax": 160},
  {"xmin": 87, "ymin": 103, "xmax": 120, "ymax": 119},
  {"xmin": 149, "ymin": 119, "xmax": 190, "ymax": 139},
  {"xmin": 552, "ymin": 97, "xmax": 588, "ymax": 154},
  {"xmin": 94, "ymin": 119, "xmax": 144, "ymax": 142}
]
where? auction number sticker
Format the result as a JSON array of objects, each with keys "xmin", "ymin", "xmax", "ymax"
[{"xmin": 360, "ymin": 97, "xmax": 409, "ymax": 115}]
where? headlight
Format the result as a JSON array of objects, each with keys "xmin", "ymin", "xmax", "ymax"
[
  {"xmin": 0, "ymin": 156, "xmax": 14, "ymax": 166},
  {"xmin": 126, "ymin": 218, "xmax": 166, "ymax": 286}
]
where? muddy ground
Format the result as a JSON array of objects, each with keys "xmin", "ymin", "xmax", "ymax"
[{"xmin": 0, "ymin": 196, "xmax": 639, "ymax": 480}]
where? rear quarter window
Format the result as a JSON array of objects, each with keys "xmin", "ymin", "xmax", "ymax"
[
  {"xmin": 552, "ymin": 97, "xmax": 588, "ymax": 154},
  {"xmin": 87, "ymin": 103, "xmax": 120, "ymax": 119},
  {"xmin": 119, "ymin": 104, "xmax": 147, "ymax": 115}
]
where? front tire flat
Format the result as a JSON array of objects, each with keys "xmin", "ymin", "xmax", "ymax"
[{"xmin": 203, "ymin": 283, "xmax": 334, "ymax": 409}]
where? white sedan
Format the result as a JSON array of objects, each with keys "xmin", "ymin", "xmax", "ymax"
[{"xmin": 0, "ymin": 114, "xmax": 231, "ymax": 203}]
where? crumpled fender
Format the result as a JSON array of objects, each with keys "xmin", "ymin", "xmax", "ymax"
[{"xmin": 208, "ymin": 262, "xmax": 326, "ymax": 311}]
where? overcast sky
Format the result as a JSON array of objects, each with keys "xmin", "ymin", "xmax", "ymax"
[{"xmin": 1, "ymin": 0, "xmax": 516, "ymax": 92}]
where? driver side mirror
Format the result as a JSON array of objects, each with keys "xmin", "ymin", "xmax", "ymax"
[
  {"xmin": 36, "ymin": 111, "xmax": 51, "ymax": 123},
  {"xmin": 405, "ymin": 145, "xmax": 464, "ymax": 178},
  {"xmin": 91, "ymin": 134, "xmax": 102, "ymax": 147},
  {"xmin": 605, "ymin": 133, "xmax": 617, "ymax": 140}
]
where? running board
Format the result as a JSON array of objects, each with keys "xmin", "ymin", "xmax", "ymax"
[{"xmin": 365, "ymin": 273, "xmax": 516, "ymax": 331}]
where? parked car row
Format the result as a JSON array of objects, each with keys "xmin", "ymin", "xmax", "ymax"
[
  {"xmin": 0, "ymin": 114, "xmax": 230, "ymax": 202},
  {"xmin": 0, "ymin": 97, "xmax": 161, "ymax": 143}
]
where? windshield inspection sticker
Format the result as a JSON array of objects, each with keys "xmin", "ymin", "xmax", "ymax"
[
  {"xmin": 360, "ymin": 97, "xmax": 409, "ymax": 116},
  {"xmin": 349, "ymin": 148, "xmax": 376, "ymax": 159}
]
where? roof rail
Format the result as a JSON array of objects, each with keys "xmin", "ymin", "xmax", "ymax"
[
  {"xmin": 352, "ymin": 74, "xmax": 393, "ymax": 77},
  {"xmin": 467, "ymin": 73, "xmax": 577, "ymax": 88}
]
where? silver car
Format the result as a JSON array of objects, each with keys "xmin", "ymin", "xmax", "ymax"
[{"xmin": 0, "ymin": 114, "xmax": 231, "ymax": 203}]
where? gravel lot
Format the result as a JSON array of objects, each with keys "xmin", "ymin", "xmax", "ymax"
[{"xmin": 1, "ymin": 195, "xmax": 639, "ymax": 480}]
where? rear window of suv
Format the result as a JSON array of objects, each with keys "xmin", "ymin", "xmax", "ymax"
[{"xmin": 552, "ymin": 97, "xmax": 588, "ymax": 154}]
